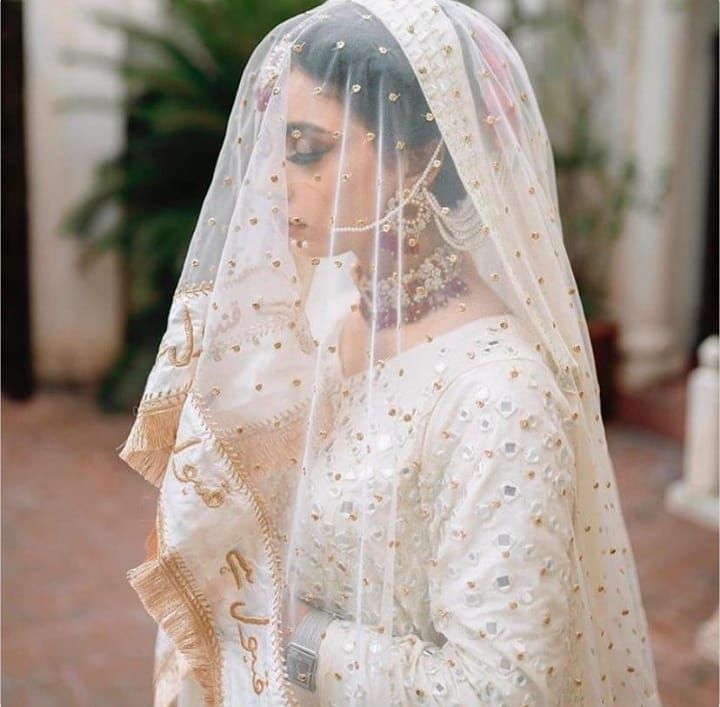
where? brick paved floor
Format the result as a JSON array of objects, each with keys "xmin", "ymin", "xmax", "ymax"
[{"xmin": 2, "ymin": 391, "xmax": 718, "ymax": 706}]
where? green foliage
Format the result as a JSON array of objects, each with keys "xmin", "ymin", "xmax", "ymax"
[{"xmin": 59, "ymin": 0, "xmax": 315, "ymax": 410}]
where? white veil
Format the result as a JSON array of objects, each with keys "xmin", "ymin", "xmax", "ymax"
[{"xmin": 118, "ymin": 1, "xmax": 662, "ymax": 705}]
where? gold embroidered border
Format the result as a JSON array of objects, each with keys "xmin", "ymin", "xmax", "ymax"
[
  {"xmin": 233, "ymin": 401, "xmax": 310, "ymax": 476},
  {"xmin": 127, "ymin": 500, "xmax": 224, "ymax": 707},
  {"xmin": 172, "ymin": 460, "xmax": 230, "ymax": 508},
  {"xmin": 157, "ymin": 306, "xmax": 197, "ymax": 368},
  {"xmin": 119, "ymin": 384, "xmax": 192, "ymax": 487},
  {"xmin": 191, "ymin": 390, "xmax": 300, "ymax": 707},
  {"xmin": 174, "ymin": 280, "xmax": 215, "ymax": 300}
]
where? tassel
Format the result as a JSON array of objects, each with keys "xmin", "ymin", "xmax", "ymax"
[
  {"xmin": 119, "ymin": 404, "xmax": 183, "ymax": 487},
  {"xmin": 127, "ymin": 553, "xmax": 221, "ymax": 707},
  {"xmin": 238, "ymin": 416, "xmax": 307, "ymax": 476}
]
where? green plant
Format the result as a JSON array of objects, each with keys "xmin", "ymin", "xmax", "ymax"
[{"xmin": 59, "ymin": 0, "xmax": 314, "ymax": 411}]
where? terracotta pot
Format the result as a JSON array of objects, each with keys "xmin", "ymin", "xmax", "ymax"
[{"xmin": 587, "ymin": 318, "xmax": 619, "ymax": 421}]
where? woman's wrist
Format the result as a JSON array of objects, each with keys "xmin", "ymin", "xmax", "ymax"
[{"xmin": 285, "ymin": 605, "xmax": 337, "ymax": 692}]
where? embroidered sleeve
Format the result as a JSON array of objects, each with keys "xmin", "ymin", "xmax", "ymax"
[{"xmin": 313, "ymin": 357, "xmax": 578, "ymax": 704}]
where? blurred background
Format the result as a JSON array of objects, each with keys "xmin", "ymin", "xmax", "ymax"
[{"xmin": 2, "ymin": 0, "xmax": 718, "ymax": 704}]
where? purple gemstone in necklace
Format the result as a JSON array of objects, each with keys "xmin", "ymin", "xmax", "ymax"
[{"xmin": 358, "ymin": 245, "xmax": 469, "ymax": 330}]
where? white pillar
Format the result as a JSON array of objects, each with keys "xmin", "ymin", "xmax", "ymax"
[
  {"xmin": 666, "ymin": 335, "xmax": 719, "ymax": 665},
  {"xmin": 24, "ymin": 0, "xmax": 164, "ymax": 383},
  {"xmin": 610, "ymin": 0, "xmax": 718, "ymax": 389},
  {"xmin": 610, "ymin": 0, "xmax": 689, "ymax": 389},
  {"xmin": 666, "ymin": 335, "xmax": 719, "ymax": 529}
]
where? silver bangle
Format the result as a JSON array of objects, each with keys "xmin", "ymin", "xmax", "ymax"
[{"xmin": 285, "ymin": 606, "xmax": 337, "ymax": 692}]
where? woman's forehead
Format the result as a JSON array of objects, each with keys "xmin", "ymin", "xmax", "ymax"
[{"xmin": 285, "ymin": 69, "xmax": 353, "ymax": 135}]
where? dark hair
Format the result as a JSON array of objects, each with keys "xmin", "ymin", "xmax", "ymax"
[{"xmin": 291, "ymin": 3, "xmax": 466, "ymax": 208}]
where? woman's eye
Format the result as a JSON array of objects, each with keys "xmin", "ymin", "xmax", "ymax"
[
  {"xmin": 287, "ymin": 152, "xmax": 324, "ymax": 165},
  {"xmin": 287, "ymin": 136, "xmax": 329, "ymax": 165}
]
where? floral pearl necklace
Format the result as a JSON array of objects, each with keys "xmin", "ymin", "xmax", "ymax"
[{"xmin": 353, "ymin": 245, "xmax": 470, "ymax": 330}]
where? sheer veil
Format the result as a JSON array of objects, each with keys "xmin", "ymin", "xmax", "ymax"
[{"xmin": 118, "ymin": 1, "xmax": 662, "ymax": 705}]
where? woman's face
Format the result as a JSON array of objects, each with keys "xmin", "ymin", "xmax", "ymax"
[{"xmin": 284, "ymin": 68, "xmax": 395, "ymax": 260}]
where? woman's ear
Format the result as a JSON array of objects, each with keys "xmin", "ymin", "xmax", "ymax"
[{"xmin": 405, "ymin": 138, "xmax": 444, "ymax": 190}]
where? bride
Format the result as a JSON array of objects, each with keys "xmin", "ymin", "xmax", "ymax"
[{"xmin": 118, "ymin": 1, "xmax": 663, "ymax": 705}]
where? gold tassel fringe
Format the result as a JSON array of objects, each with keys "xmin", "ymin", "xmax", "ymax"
[
  {"xmin": 127, "ymin": 553, "xmax": 222, "ymax": 707},
  {"xmin": 119, "ymin": 404, "xmax": 183, "ymax": 487}
]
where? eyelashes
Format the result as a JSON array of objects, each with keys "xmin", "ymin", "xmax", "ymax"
[
  {"xmin": 286, "ymin": 134, "xmax": 331, "ymax": 166},
  {"xmin": 286, "ymin": 149, "xmax": 329, "ymax": 165}
]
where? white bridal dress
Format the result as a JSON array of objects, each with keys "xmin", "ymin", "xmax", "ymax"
[
  {"xmin": 162, "ymin": 312, "xmax": 586, "ymax": 706},
  {"xmin": 119, "ymin": 0, "xmax": 662, "ymax": 703}
]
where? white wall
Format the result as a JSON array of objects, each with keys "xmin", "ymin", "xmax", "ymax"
[{"xmin": 24, "ymin": 0, "xmax": 163, "ymax": 383}]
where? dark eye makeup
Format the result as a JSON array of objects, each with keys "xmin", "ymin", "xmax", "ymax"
[
  {"xmin": 286, "ymin": 122, "xmax": 332, "ymax": 165},
  {"xmin": 286, "ymin": 148, "xmax": 330, "ymax": 165}
]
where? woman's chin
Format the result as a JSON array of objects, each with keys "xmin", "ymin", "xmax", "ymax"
[
  {"xmin": 289, "ymin": 231, "xmax": 328, "ymax": 257},
  {"xmin": 288, "ymin": 227, "xmax": 361, "ymax": 260}
]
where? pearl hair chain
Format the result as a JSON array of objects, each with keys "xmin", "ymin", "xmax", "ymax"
[
  {"xmin": 288, "ymin": 139, "xmax": 445, "ymax": 250},
  {"xmin": 334, "ymin": 138, "xmax": 446, "ymax": 233}
]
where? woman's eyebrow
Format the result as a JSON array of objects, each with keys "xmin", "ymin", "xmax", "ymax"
[{"xmin": 286, "ymin": 121, "xmax": 330, "ymax": 135}]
